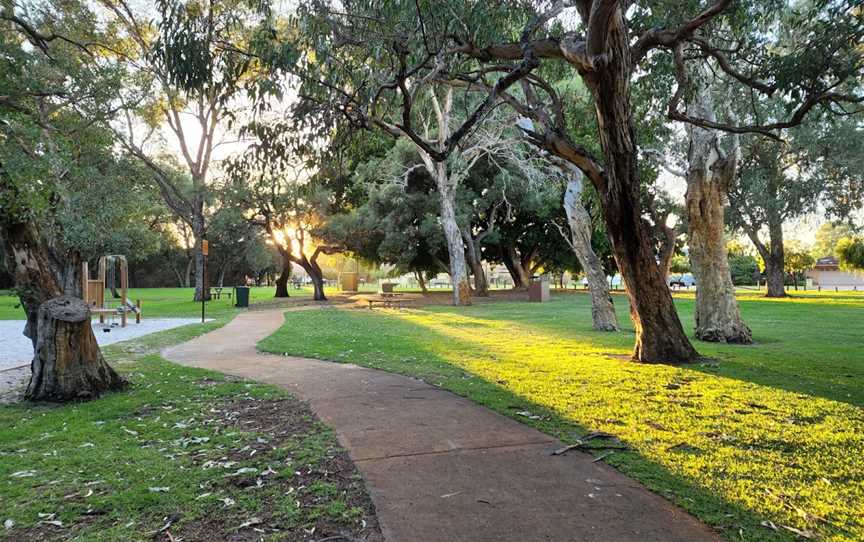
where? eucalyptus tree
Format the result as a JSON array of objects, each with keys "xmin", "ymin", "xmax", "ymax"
[
  {"xmin": 561, "ymin": 173, "xmax": 619, "ymax": 331},
  {"xmin": 728, "ymin": 127, "xmax": 828, "ymax": 298},
  {"xmin": 257, "ymin": 0, "xmax": 862, "ymax": 362},
  {"xmin": 646, "ymin": 68, "xmax": 752, "ymax": 343},
  {"xmin": 100, "ymin": 0, "xmax": 261, "ymax": 302},
  {"xmin": 224, "ymin": 143, "xmax": 339, "ymax": 301},
  {"xmin": 0, "ymin": 3, "xmax": 127, "ymax": 400},
  {"xmin": 812, "ymin": 223, "xmax": 858, "ymax": 259}
]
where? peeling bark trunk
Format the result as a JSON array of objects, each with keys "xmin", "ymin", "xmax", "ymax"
[
  {"xmin": 684, "ymin": 82, "xmax": 752, "ymax": 344},
  {"xmin": 1, "ymin": 219, "xmax": 63, "ymax": 348},
  {"xmin": 462, "ymin": 230, "xmax": 489, "ymax": 296},
  {"xmin": 437, "ymin": 167, "xmax": 471, "ymax": 305},
  {"xmin": 581, "ymin": 9, "xmax": 698, "ymax": 362},
  {"xmin": 26, "ymin": 296, "xmax": 126, "ymax": 401},
  {"xmin": 0, "ymin": 212, "xmax": 124, "ymax": 401},
  {"xmin": 563, "ymin": 178, "xmax": 619, "ymax": 331}
]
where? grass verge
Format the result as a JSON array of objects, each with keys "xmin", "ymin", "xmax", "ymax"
[{"xmin": 0, "ymin": 314, "xmax": 381, "ymax": 542}]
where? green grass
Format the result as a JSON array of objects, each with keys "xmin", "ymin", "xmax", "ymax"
[
  {"xmin": 259, "ymin": 290, "xmax": 864, "ymax": 542},
  {"xmin": 0, "ymin": 315, "xmax": 376, "ymax": 541},
  {"xmin": 0, "ymin": 286, "xmax": 334, "ymax": 320}
]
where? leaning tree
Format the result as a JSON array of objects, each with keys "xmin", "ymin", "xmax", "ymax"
[
  {"xmin": 1, "ymin": 4, "xmax": 127, "ymax": 400},
  {"xmin": 261, "ymin": 0, "xmax": 862, "ymax": 362}
]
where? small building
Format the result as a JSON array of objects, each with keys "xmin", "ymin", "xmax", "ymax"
[{"xmin": 806, "ymin": 257, "xmax": 864, "ymax": 291}]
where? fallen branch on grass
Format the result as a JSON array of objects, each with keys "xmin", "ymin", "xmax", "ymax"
[{"xmin": 551, "ymin": 431, "xmax": 627, "ymax": 456}]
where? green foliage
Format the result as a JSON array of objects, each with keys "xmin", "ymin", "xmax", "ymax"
[
  {"xmin": 837, "ymin": 237, "xmax": 864, "ymax": 272},
  {"xmin": 784, "ymin": 243, "xmax": 815, "ymax": 287},
  {"xmin": 728, "ymin": 253, "xmax": 760, "ymax": 286},
  {"xmin": 812, "ymin": 223, "xmax": 859, "ymax": 259},
  {"xmin": 0, "ymin": 1, "xmax": 124, "ymax": 226},
  {"xmin": 670, "ymin": 254, "xmax": 690, "ymax": 274}
]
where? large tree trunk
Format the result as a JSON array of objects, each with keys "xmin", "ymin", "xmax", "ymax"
[
  {"xmin": 749, "ymin": 223, "xmax": 786, "ymax": 298},
  {"xmin": 0, "ymin": 220, "xmax": 63, "ymax": 348},
  {"xmin": 26, "ymin": 296, "xmax": 126, "ymax": 401},
  {"xmin": 462, "ymin": 231, "xmax": 489, "ymax": 296},
  {"xmin": 297, "ymin": 248, "xmax": 329, "ymax": 302},
  {"xmin": 583, "ymin": 8, "xmax": 699, "ymax": 363},
  {"xmin": 764, "ymin": 220, "xmax": 786, "ymax": 298},
  {"xmin": 274, "ymin": 252, "xmax": 291, "ymax": 298},
  {"xmin": 307, "ymin": 261, "xmax": 327, "ymax": 301},
  {"xmin": 436, "ymin": 167, "xmax": 471, "ymax": 306},
  {"xmin": 564, "ymin": 178, "xmax": 619, "ymax": 331},
  {"xmin": 684, "ymin": 82, "xmax": 752, "ymax": 344}
]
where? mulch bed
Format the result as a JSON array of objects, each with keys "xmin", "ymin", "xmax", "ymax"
[{"xmin": 163, "ymin": 391, "xmax": 383, "ymax": 542}]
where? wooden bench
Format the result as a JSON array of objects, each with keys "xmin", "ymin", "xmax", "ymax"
[{"xmin": 210, "ymin": 287, "xmax": 233, "ymax": 300}]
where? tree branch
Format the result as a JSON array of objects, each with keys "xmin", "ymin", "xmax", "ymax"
[{"xmin": 631, "ymin": 0, "xmax": 732, "ymax": 65}]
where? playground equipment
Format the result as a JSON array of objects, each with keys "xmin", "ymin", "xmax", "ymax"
[
  {"xmin": 81, "ymin": 255, "xmax": 141, "ymax": 327},
  {"xmin": 340, "ymin": 257, "xmax": 359, "ymax": 292}
]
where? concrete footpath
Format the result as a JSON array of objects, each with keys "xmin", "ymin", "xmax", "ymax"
[{"xmin": 163, "ymin": 309, "xmax": 719, "ymax": 542}]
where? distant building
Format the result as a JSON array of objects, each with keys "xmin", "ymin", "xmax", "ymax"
[{"xmin": 806, "ymin": 257, "xmax": 864, "ymax": 290}]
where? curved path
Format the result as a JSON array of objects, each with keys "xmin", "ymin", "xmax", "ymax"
[{"xmin": 164, "ymin": 309, "xmax": 719, "ymax": 542}]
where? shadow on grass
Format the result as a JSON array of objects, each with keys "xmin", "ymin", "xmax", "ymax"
[
  {"xmin": 258, "ymin": 307, "xmax": 854, "ymax": 542},
  {"xmin": 477, "ymin": 293, "xmax": 864, "ymax": 408}
]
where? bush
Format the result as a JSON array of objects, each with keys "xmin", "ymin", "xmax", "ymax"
[
  {"xmin": 729, "ymin": 253, "xmax": 759, "ymax": 285},
  {"xmin": 837, "ymin": 237, "xmax": 864, "ymax": 272}
]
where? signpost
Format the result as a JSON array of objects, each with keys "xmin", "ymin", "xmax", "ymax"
[{"xmin": 201, "ymin": 239, "xmax": 209, "ymax": 323}]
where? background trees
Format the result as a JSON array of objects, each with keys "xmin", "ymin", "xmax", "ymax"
[
  {"xmin": 837, "ymin": 237, "xmax": 864, "ymax": 272},
  {"xmin": 102, "ymin": 0, "xmax": 259, "ymax": 302},
  {"xmin": 259, "ymin": 0, "xmax": 862, "ymax": 362}
]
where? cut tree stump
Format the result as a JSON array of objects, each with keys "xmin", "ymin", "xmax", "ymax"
[{"xmin": 26, "ymin": 296, "xmax": 127, "ymax": 402}]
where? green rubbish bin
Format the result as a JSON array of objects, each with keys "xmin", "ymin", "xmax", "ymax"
[{"xmin": 234, "ymin": 286, "xmax": 250, "ymax": 308}]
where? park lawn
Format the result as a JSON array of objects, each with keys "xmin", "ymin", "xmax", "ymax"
[
  {"xmin": 259, "ymin": 291, "xmax": 864, "ymax": 542},
  {"xmin": 0, "ymin": 316, "xmax": 379, "ymax": 541},
  {"xmin": 0, "ymin": 286, "xmax": 330, "ymax": 320}
]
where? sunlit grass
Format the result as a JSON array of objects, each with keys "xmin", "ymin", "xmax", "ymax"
[{"xmin": 259, "ymin": 291, "xmax": 864, "ymax": 542}]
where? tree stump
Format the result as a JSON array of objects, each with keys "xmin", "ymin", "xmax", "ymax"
[{"xmin": 26, "ymin": 296, "xmax": 127, "ymax": 402}]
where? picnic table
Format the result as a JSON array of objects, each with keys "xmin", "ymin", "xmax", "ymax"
[{"xmin": 366, "ymin": 292, "xmax": 411, "ymax": 309}]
